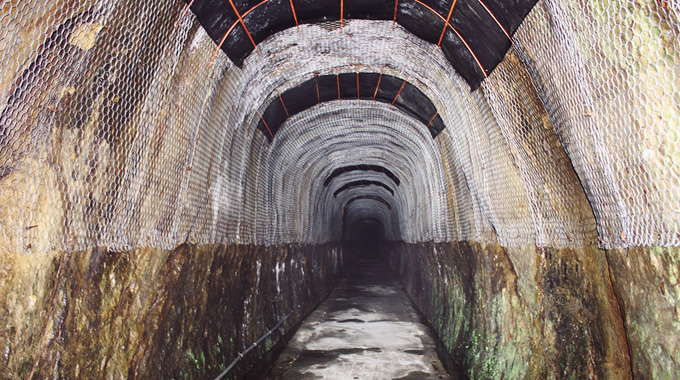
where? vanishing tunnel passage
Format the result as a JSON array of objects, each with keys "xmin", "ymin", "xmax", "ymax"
[
  {"xmin": 265, "ymin": 259, "xmax": 451, "ymax": 379},
  {"xmin": 0, "ymin": 0, "xmax": 679, "ymax": 379}
]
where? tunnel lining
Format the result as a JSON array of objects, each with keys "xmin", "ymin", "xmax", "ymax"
[
  {"xmin": 0, "ymin": 1, "xmax": 678, "ymax": 378},
  {"xmin": 345, "ymin": 195, "xmax": 392, "ymax": 210},
  {"xmin": 0, "ymin": 2, "xmax": 675, "ymax": 251},
  {"xmin": 256, "ymin": 73, "xmax": 445, "ymax": 141},
  {"xmin": 333, "ymin": 180, "xmax": 394, "ymax": 197},
  {"xmin": 261, "ymin": 101, "xmax": 445, "ymax": 243},
  {"xmin": 186, "ymin": 0, "xmax": 539, "ymax": 89},
  {"xmin": 324, "ymin": 164, "xmax": 401, "ymax": 187}
]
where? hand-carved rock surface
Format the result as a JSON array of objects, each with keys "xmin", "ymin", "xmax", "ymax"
[{"xmin": 0, "ymin": 0, "xmax": 678, "ymax": 378}]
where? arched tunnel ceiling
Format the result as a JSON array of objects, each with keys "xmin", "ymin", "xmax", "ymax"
[
  {"xmin": 214, "ymin": 14, "xmax": 473, "ymax": 244},
  {"xmin": 257, "ymin": 73, "xmax": 445, "ymax": 140},
  {"xmin": 262, "ymin": 101, "xmax": 450, "ymax": 243},
  {"xmin": 324, "ymin": 164, "xmax": 401, "ymax": 187},
  {"xmin": 334, "ymin": 180, "xmax": 394, "ymax": 197},
  {"xmin": 345, "ymin": 195, "xmax": 393, "ymax": 210},
  {"xmin": 186, "ymin": 0, "xmax": 539, "ymax": 89}
]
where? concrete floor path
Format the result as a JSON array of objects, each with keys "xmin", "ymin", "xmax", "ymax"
[{"xmin": 266, "ymin": 259, "xmax": 451, "ymax": 380}]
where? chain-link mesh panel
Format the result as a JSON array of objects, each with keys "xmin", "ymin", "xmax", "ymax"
[
  {"xmin": 492, "ymin": 0, "xmax": 680, "ymax": 248},
  {"xmin": 0, "ymin": 1, "xmax": 231, "ymax": 253},
  {"xmin": 482, "ymin": 52, "xmax": 600, "ymax": 248},
  {"xmin": 1, "ymin": 1, "xmax": 678, "ymax": 254},
  {"xmin": 258, "ymin": 101, "xmax": 447, "ymax": 244}
]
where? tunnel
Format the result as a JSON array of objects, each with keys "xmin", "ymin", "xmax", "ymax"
[{"xmin": 0, "ymin": 0, "xmax": 679, "ymax": 378}]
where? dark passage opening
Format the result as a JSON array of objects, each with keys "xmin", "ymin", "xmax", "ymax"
[{"xmin": 349, "ymin": 218, "xmax": 385, "ymax": 260}]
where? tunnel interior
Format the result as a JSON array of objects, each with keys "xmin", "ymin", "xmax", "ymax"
[
  {"xmin": 0, "ymin": 0, "xmax": 679, "ymax": 379},
  {"xmin": 347, "ymin": 217, "xmax": 386, "ymax": 259}
]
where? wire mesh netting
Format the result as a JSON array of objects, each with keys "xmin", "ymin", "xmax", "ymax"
[
  {"xmin": 0, "ymin": 0, "xmax": 678, "ymax": 254},
  {"xmin": 490, "ymin": 1, "xmax": 680, "ymax": 248}
]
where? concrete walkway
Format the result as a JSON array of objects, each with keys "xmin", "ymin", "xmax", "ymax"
[{"xmin": 266, "ymin": 259, "xmax": 451, "ymax": 380}]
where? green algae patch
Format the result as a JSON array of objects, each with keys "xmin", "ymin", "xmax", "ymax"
[{"xmin": 388, "ymin": 242, "xmax": 632, "ymax": 379}]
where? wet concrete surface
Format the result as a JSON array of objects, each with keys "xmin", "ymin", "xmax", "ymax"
[{"xmin": 265, "ymin": 259, "xmax": 451, "ymax": 380}]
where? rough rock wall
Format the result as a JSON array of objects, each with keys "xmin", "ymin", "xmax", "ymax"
[
  {"xmin": 388, "ymin": 242, "xmax": 631, "ymax": 379},
  {"xmin": 606, "ymin": 247, "xmax": 680, "ymax": 379},
  {"xmin": 0, "ymin": 243, "xmax": 347, "ymax": 378},
  {"xmin": 0, "ymin": 0, "xmax": 678, "ymax": 378},
  {"xmin": 1, "ymin": 0, "xmax": 677, "ymax": 251}
]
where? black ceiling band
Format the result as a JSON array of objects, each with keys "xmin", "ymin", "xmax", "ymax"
[
  {"xmin": 186, "ymin": 0, "xmax": 538, "ymax": 89},
  {"xmin": 333, "ymin": 180, "xmax": 394, "ymax": 198},
  {"xmin": 324, "ymin": 165, "xmax": 400, "ymax": 187},
  {"xmin": 257, "ymin": 73, "xmax": 444, "ymax": 141}
]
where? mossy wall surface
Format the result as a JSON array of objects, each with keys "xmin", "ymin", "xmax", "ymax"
[
  {"xmin": 388, "ymin": 241, "xmax": 636, "ymax": 379},
  {"xmin": 0, "ymin": 0, "xmax": 678, "ymax": 378},
  {"xmin": 606, "ymin": 247, "xmax": 680, "ymax": 379},
  {"xmin": 0, "ymin": 243, "xmax": 348, "ymax": 379}
]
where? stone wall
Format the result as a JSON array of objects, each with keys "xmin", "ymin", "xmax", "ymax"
[
  {"xmin": 388, "ymin": 242, "xmax": 633, "ymax": 379},
  {"xmin": 0, "ymin": 243, "xmax": 348, "ymax": 379},
  {"xmin": 606, "ymin": 247, "xmax": 680, "ymax": 379},
  {"xmin": 0, "ymin": 0, "xmax": 678, "ymax": 378}
]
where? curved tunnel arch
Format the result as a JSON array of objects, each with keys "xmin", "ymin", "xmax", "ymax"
[
  {"xmin": 214, "ymin": 17, "xmax": 596, "ymax": 248},
  {"xmin": 333, "ymin": 180, "xmax": 394, "ymax": 197},
  {"xmin": 337, "ymin": 187, "xmax": 399, "ymax": 237},
  {"xmin": 1, "ymin": 1, "xmax": 677, "ymax": 378},
  {"xmin": 325, "ymin": 166, "xmax": 400, "ymax": 188},
  {"xmin": 186, "ymin": 0, "xmax": 538, "ymax": 88},
  {"xmin": 256, "ymin": 73, "xmax": 445, "ymax": 140},
  {"xmin": 214, "ymin": 19, "xmax": 469, "ymax": 143},
  {"xmin": 254, "ymin": 101, "xmax": 451, "ymax": 244},
  {"xmin": 207, "ymin": 20, "xmax": 500, "ymax": 246},
  {"xmin": 106, "ymin": 16, "xmax": 572, "ymax": 250}
]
